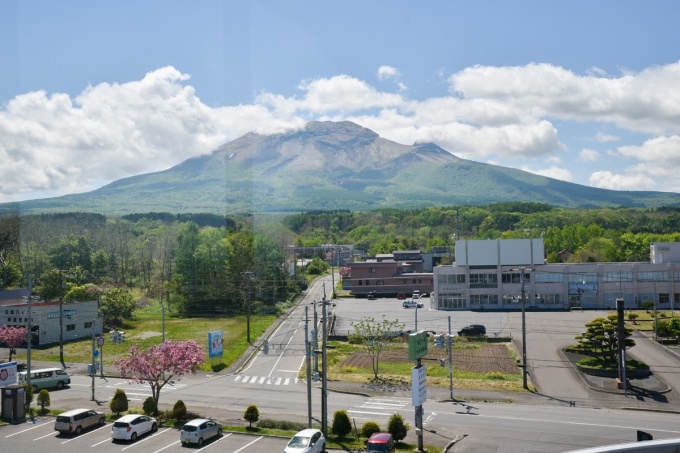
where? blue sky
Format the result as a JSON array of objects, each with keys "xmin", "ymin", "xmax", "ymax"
[{"xmin": 2, "ymin": 1, "xmax": 680, "ymax": 203}]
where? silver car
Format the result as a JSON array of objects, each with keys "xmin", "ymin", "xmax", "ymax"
[
  {"xmin": 180, "ymin": 418, "xmax": 222, "ymax": 446},
  {"xmin": 54, "ymin": 408, "xmax": 106, "ymax": 435}
]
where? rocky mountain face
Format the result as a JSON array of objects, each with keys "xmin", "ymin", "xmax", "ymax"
[{"xmin": 5, "ymin": 121, "xmax": 680, "ymax": 215}]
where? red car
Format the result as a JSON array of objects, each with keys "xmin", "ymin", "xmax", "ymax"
[{"xmin": 396, "ymin": 293, "xmax": 406, "ymax": 299}]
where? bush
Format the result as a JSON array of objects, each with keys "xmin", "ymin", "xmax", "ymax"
[
  {"xmin": 257, "ymin": 419, "xmax": 307, "ymax": 431},
  {"xmin": 387, "ymin": 413, "xmax": 409, "ymax": 442},
  {"xmin": 331, "ymin": 410, "xmax": 352, "ymax": 438},
  {"xmin": 627, "ymin": 312, "xmax": 639, "ymax": 323},
  {"xmin": 143, "ymin": 396, "xmax": 158, "ymax": 416},
  {"xmin": 173, "ymin": 400, "xmax": 187, "ymax": 420},
  {"xmin": 244, "ymin": 404, "xmax": 259, "ymax": 428},
  {"xmin": 37, "ymin": 389, "xmax": 50, "ymax": 413},
  {"xmin": 23, "ymin": 383, "xmax": 34, "ymax": 410},
  {"xmin": 361, "ymin": 421, "xmax": 381, "ymax": 439},
  {"xmin": 110, "ymin": 388, "xmax": 128, "ymax": 415}
]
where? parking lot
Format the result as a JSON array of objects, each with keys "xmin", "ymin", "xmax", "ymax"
[{"xmin": 1, "ymin": 418, "xmax": 287, "ymax": 453}]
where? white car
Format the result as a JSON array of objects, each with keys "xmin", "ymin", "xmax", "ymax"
[
  {"xmin": 180, "ymin": 418, "xmax": 222, "ymax": 446},
  {"xmin": 111, "ymin": 414, "xmax": 157, "ymax": 441},
  {"xmin": 402, "ymin": 300, "xmax": 423, "ymax": 308},
  {"xmin": 284, "ymin": 428, "xmax": 325, "ymax": 453}
]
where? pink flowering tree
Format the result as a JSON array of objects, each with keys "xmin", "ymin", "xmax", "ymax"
[
  {"xmin": 0, "ymin": 325, "xmax": 28, "ymax": 361},
  {"xmin": 114, "ymin": 340, "xmax": 204, "ymax": 405},
  {"xmin": 339, "ymin": 267, "xmax": 351, "ymax": 278}
]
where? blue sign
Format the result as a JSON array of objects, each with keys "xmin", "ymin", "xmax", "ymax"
[{"xmin": 94, "ymin": 350, "xmax": 99, "ymax": 358}]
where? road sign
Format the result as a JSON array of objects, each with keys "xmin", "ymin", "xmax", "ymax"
[
  {"xmin": 97, "ymin": 336, "xmax": 104, "ymax": 347},
  {"xmin": 94, "ymin": 349, "xmax": 99, "ymax": 357}
]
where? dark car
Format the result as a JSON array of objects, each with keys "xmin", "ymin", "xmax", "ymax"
[
  {"xmin": 396, "ymin": 293, "xmax": 406, "ymax": 299},
  {"xmin": 458, "ymin": 324, "xmax": 486, "ymax": 337},
  {"xmin": 367, "ymin": 291, "xmax": 377, "ymax": 300}
]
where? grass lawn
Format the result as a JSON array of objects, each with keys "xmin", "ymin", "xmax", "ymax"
[{"xmin": 12, "ymin": 299, "xmax": 277, "ymax": 372}]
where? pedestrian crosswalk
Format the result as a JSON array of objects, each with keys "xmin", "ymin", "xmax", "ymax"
[
  {"xmin": 347, "ymin": 398, "xmax": 410, "ymax": 422},
  {"xmin": 104, "ymin": 382, "xmax": 186, "ymax": 401},
  {"xmin": 233, "ymin": 375, "xmax": 299, "ymax": 386}
]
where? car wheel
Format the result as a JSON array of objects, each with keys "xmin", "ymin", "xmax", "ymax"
[
  {"xmin": 151, "ymin": 422, "xmax": 157, "ymax": 432},
  {"xmin": 99, "ymin": 417, "xmax": 106, "ymax": 426},
  {"xmin": 131, "ymin": 432, "xmax": 137, "ymax": 441},
  {"xmin": 197, "ymin": 438, "xmax": 203, "ymax": 446},
  {"xmin": 217, "ymin": 428, "xmax": 223, "ymax": 437},
  {"xmin": 75, "ymin": 426, "xmax": 82, "ymax": 435},
  {"xmin": 56, "ymin": 381, "xmax": 65, "ymax": 389}
]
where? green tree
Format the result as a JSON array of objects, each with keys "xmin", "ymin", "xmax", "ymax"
[
  {"xmin": 243, "ymin": 404, "xmax": 259, "ymax": 428},
  {"xmin": 331, "ymin": 410, "xmax": 352, "ymax": 438},
  {"xmin": 100, "ymin": 285, "xmax": 136, "ymax": 327},
  {"xmin": 173, "ymin": 400, "xmax": 187, "ymax": 420},
  {"xmin": 387, "ymin": 413, "xmax": 409, "ymax": 442},
  {"xmin": 351, "ymin": 316, "xmax": 405, "ymax": 379},
  {"xmin": 576, "ymin": 314, "xmax": 635, "ymax": 363},
  {"xmin": 361, "ymin": 421, "xmax": 381, "ymax": 439},
  {"xmin": 110, "ymin": 388, "xmax": 129, "ymax": 415},
  {"xmin": 37, "ymin": 389, "xmax": 50, "ymax": 413},
  {"xmin": 143, "ymin": 396, "xmax": 158, "ymax": 416}
]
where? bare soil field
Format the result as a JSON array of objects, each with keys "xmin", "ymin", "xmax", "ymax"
[{"xmin": 340, "ymin": 343, "xmax": 519, "ymax": 375}]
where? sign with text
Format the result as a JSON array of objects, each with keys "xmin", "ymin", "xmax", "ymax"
[
  {"xmin": 408, "ymin": 331, "xmax": 429, "ymax": 360},
  {"xmin": 0, "ymin": 361, "xmax": 18, "ymax": 387},
  {"xmin": 411, "ymin": 365, "xmax": 427, "ymax": 406},
  {"xmin": 208, "ymin": 330, "xmax": 224, "ymax": 358}
]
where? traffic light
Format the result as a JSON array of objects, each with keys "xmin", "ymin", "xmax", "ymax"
[
  {"xmin": 263, "ymin": 339, "xmax": 269, "ymax": 355},
  {"xmin": 440, "ymin": 358, "xmax": 446, "ymax": 367},
  {"xmin": 434, "ymin": 334, "xmax": 443, "ymax": 348}
]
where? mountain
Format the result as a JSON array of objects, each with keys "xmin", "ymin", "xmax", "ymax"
[{"xmin": 4, "ymin": 121, "xmax": 680, "ymax": 215}]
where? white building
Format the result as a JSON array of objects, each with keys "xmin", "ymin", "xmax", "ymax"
[
  {"xmin": 433, "ymin": 238, "xmax": 680, "ymax": 311},
  {"xmin": 0, "ymin": 291, "xmax": 102, "ymax": 346}
]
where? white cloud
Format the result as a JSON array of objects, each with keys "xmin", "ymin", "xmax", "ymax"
[
  {"xmin": 595, "ymin": 132, "xmax": 619, "ymax": 143},
  {"xmin": 5, "ymin": 61, "xmax": 680, "ymax": 202},
  {"xmin": 589, "ymin": 171, "xmax": 657, "ymax": 191},
  {"xmin": 578, "ymin": 148, "xmax": 599, "ymax": 162},
  {"xmin": 523, "ymin": 165, "xmax": 573, "ymax": 182},
  {"xmin": 377, "ymin": 65, "xmax": 399, "ymax": 81}
]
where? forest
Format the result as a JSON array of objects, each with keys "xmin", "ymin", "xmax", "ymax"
[{"xmin": 2, "ymin": 202, "xmax": 680, "ymax": 323}]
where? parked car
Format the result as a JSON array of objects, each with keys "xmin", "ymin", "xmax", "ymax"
[
  {"xmin": 54, "ymin": 408, "xmax": 106, "ymax": 435},
  {"xmin": 412, "ymin": 290, "xmax": 420, "ymax": 298},
  {"xmin": 402, "ymin": 300, "xmax": 424, "ymax": 308},
  {"xmin": 19, "ymin": 367, "xmax": 71, "ymax": 392},
  {"xmin": 396, "ymin": 293, "xmax": 406, "ymax": 299},
  {"xmin": 111, "ymin": 414, "xmax": 157, "ymax": 442},
  {"xmin": 458, "ymin": 324, "xmax": 486, "ymax": 337},
  {"xmin": 366, "ymin": 432, "xmax": 395, "ymax": 453},
  {"xmin": 180, "ymin": 418, "xmax": 222, "ymax": 446},
  {"xmin": 284, "ymin": 428, "xmax": 325, "ymax": 453},
  {"xmin": 367, "ymin": 291, "xmax": 377, "ymax": 300}
]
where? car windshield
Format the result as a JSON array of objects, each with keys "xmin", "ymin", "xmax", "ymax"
[{"xmin": 288, "ymin": 436, "xmax": 310, "ymax": 447}]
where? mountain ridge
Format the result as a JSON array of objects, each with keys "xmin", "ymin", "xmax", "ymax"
[{"xmin": 3, "ymin": 121, "xmax": 680, "ymax": 215}]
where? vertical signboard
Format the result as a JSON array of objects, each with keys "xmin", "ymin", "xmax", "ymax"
[
  {"xmin": 411, "ymin": 365, "xmax": 427, "ymax": 406},
  {"xmin": 208, "ymin": 330, "xmax": 224, "ymax": 358},
  {"xmin": 408, "ymin": 331, "xmax": 429, "ymax": 360}
]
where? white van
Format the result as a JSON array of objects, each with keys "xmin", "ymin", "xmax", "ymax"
[{"xmin": 19, "ymin": 367, "xmax": 71, "ymax": 392}]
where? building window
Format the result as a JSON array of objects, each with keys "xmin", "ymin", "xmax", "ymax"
[
  {"xmin": 469, "ymin": 273, "xmax": 498, "ymax": 289},
  {"xmin": 438, "ymin": 293, "xmax": 467, "ymax": 309},
  {"xmin": 535, "ymin": 293, "xmax": 561, "ymax": 304},
  {"xmin": 502, "ymin": 273, "xmax": 530, "ymax": 284},
  {"xmin": 369, "ymin": 268, "xmax": 376, "ymax": 273},
  {"xmin": 84, "ymin": 321, "xmax": 94, "ymax": 329},
  {"xmin": 659, "ymin": 293, "xmax": 670, "ymax": 304},
  {"xmin": 358, "ymin": 280, "xmax": 362, "ymax": 285},
  {"xmin": 438, "ymin": 274, "xmax": 466, "ymax": 284},
  {"xmin": 535, "ymin": 272, "xmax": 563, "ymax": 283},
  {"xmin": 365, "ymin": 280, "xmax": 369, "ymax": 285},
  {"xmin": 66, "ymin": 324, "xmax": 76, "ymax": 331},
  {"xmin": 638, "ymin": 271, "xmax": 669, "ymax": 282},
  {"xmin": 470, "ymin": 294, "xmax": 498, "ymax": 305},
  {"xmin": 569, "ymin": 273, "xmax": 598, "ymax": 284},
  {"xmin": 403, "ymin": 279, "xmax": 407, "ymax": 284},
  {"xmin": 603, "ymin": 272, "xmax": 633, "ymax": 282}
]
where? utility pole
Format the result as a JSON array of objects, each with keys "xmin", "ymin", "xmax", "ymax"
[
  {"xmin": 321, "ymin": 297, "xmax": 329, "ymax": 444},
  {"xmin": 448, "ymin": 316, "xmax": 453, "ymax": 400},
  {"xmin": 305, "ymin": 305, "xmax": 312, "ymax": 428},
  {"xmin": 91, "ymin": 318, "xmax": 96, "ymax": 401},
  {"xmin": 59, "ymin": 270, "xmax": 66, "ymax": 369},
  {"xmin": 520, "ymin": 268, "xmax": 528, "ymax": 390},
  {"xmin": 27, "ymin": 275, "xmax": 33, "ymax": 390},
  {"xmin": 244, "ymin": 271, "xmax": 253, "ymax": 343}
]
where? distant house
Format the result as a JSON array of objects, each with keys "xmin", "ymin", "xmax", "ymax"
[
  {"xmin": 348, "ymin": 250, "xmax": 433, "ymax": 298},
  {"xmin": 0, "ymin": 290, "xmax": 101, "ymax": 346}
]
